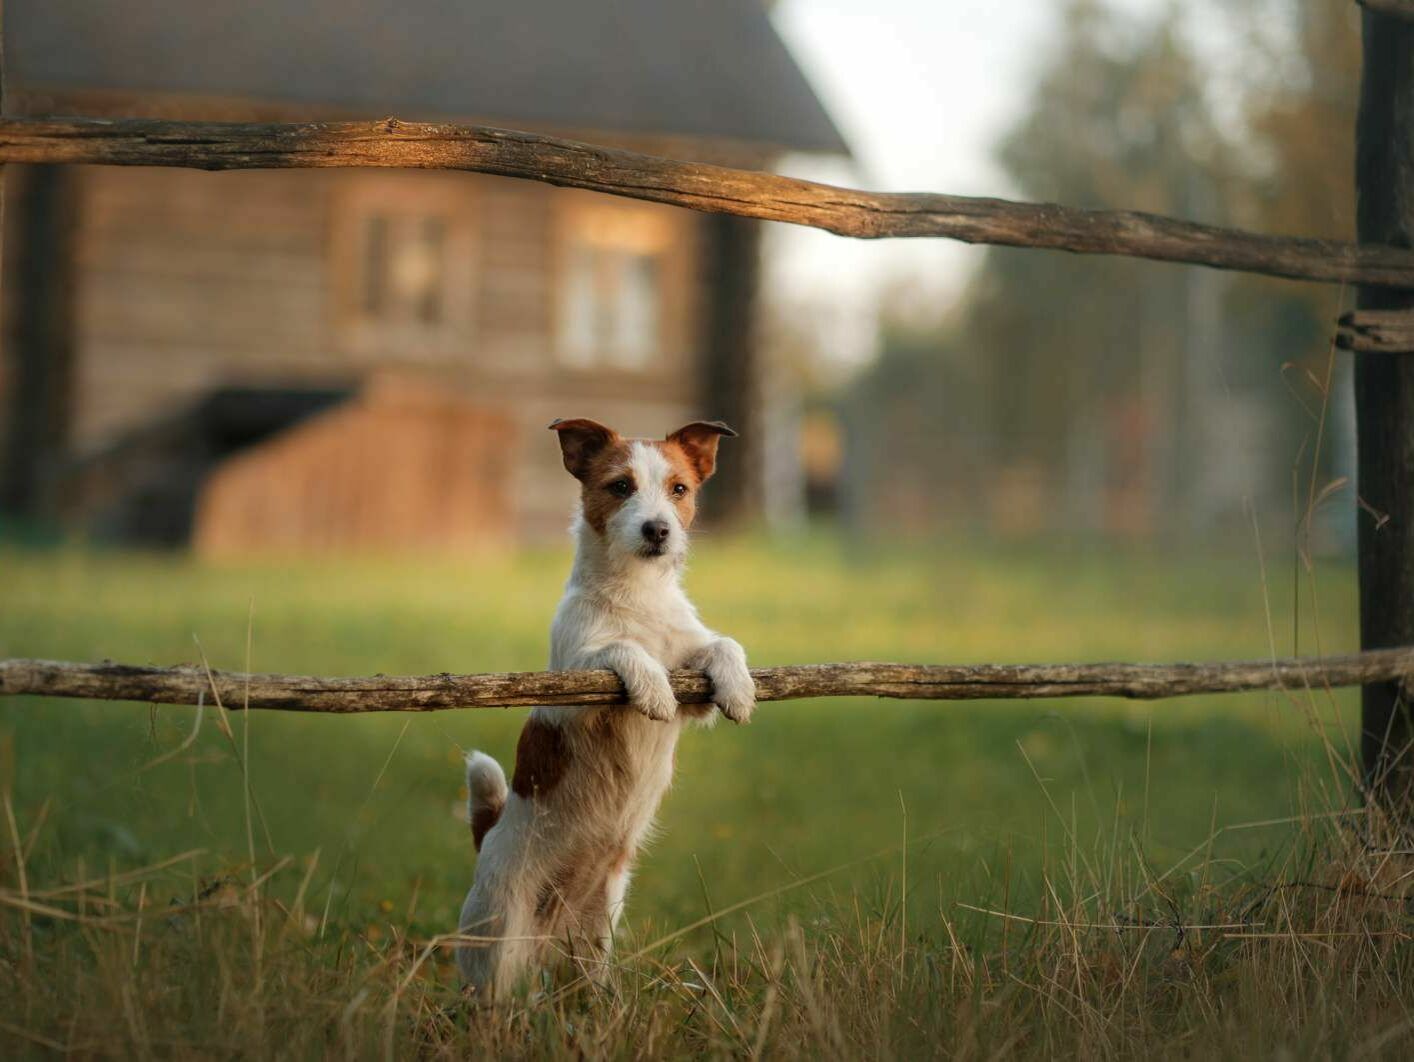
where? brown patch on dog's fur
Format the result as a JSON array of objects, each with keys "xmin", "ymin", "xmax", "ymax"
[
  {"xmin": 511, "ymin": 719, "xmax": 571, "ymax": 798},
  {"xmin": 471, "ymin": 802, "xmax": 503, "ymax": 851},
  {"xmin": 656, "ymin": 440, "xmax": 703, "ymax": 528},
  {"xmin": 665, "ymin": 421, "xmax": 735, "ymax": 481},
  {"xmin": 577, "ymin": 438, "xmax": 635, "ymax": 534},
  {"xmin": 549, "ymin": 419, "xmax": 619, "ymax": 479}
]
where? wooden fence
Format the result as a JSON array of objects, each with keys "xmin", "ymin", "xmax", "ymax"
[
  {"xmin": 4, "ymin": 650, "xmax": 1414, "ymax": 712},
  {"xmin": 1, "ymin": 6, "xmax": 1413, "ymax": 800}
]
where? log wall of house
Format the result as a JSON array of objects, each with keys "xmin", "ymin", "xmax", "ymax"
[
  {"xmin": 73, "ymin": 166, "xmax": 334, "ymax": 448},
  {"xmin": 28, "ymin": 164, "xmax": 712, "ymax": 541}
]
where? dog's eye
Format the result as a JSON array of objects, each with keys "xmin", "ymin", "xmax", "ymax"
[
  {"xmin": 671, "ymin": 483, "xmax": 688, "ymax": 497},
  {"xmin": 608, "ymin": 479, "xmax": 634, "ymax": 497}
]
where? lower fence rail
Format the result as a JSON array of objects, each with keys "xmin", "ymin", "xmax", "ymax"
[{"xmin": 2, "ymin": 649, "xmax": 1412, "ymax": 713}]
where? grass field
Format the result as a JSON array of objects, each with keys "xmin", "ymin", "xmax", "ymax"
[{"xmin": 1, "ymin": 532, "xmax": 1407, "ymax": 1058}]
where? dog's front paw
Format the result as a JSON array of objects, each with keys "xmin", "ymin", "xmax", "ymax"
[
  {"xmin": 623, "ymin": 666, "xmax": 678, "ymax": 722},
  {"xmin": 707, "ymin": 644, "xmax": 756, "ymax": 724},
  {"xmin": 711, "ymin": 669, "xmax": 756, "ymax": 723}
]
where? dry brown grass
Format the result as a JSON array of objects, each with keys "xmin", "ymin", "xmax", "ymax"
[{"xmin": 2, "ymin": 748, "xmax": 1413, "ymax": 1060}]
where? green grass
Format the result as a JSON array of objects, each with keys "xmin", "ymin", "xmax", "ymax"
[{"xmin": 3, "ymin": 532, "xmax": 1406, "ymax": 1058}]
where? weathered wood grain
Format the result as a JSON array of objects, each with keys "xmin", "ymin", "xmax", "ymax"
[
  {"xmin": 1338, "ymin": 309, "xmax": 1414, "ymax": 352},
  {"xmin": 1355, "ymin": 2, "xmax": 1414, "ymax": 804},
  {"xmin": 2, "ymin": 650, "xmax": 1412, "ymax": 713},
  {"xmin": 0, "ymin": 117, "xmax": 1411, "ymax": 286}
]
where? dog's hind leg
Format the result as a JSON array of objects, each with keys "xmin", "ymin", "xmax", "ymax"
[{"xmin": 458, "ymin": 866, "xmax": 545, "ymax": 998}]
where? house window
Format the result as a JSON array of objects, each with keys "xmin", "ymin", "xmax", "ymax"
[
  {"xmin": 358, "ymin": 214, "xmax": 450, "ymax": 326},
  {"xmin": 333, "ymin": 177, "xmax": 475, "ymax": 353},
  {"xmin": 557, "ymin": 205, "xmax": 671, "ymax": 369}
]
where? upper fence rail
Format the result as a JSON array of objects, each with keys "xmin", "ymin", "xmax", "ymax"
[{"xmin": 1, "ymin": 116, "xmax": 1412, "ymax": 288}]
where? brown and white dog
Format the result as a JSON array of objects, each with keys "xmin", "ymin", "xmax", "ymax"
[{"xmin": 456, "ymin": 418, "xmax": 756, "ymax": 995}]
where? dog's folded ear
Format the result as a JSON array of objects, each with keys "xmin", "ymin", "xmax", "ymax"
[
  {"xmin": 666, "ymin": 421, "xmax": 737, "ymax": 481},
  {"xmin": 549, "ymin": 418, "xmax": 620, "ymax": 480}
]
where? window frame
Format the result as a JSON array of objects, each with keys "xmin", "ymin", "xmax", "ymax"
[
  {"xmin": 329, "ymin": 174, "xmax": 477, "ymax": 358},
  {"xmin": 552, "ymin": 196, "xmax": 685, "ymax": 373}
]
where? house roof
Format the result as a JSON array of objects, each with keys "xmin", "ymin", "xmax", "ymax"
[{"xmin": 5, "ymin": 0, "xmax": 849, "ymax": 155}]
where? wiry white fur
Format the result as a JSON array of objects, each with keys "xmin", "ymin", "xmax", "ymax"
[{"xmin": 456, "ymin": 439, "xmax": 754, "ymax": 996}]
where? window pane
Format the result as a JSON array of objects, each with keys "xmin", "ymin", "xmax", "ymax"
[
  {"xmin": 362, "ymin": 215, "xmax": 389, "ymax": 315},
  {"xmin": 415, "ymin": 217, "xmax": 446, "ymax": 324},
  {"xmin": 387, "ymin": 215, "xmax": 446, "ymax": 325},
  {"xmin": 559, "ymin": 244, "xmax": 599, "ymax": 367},
  {"xmin": 594, "ymin": 250, "xmax": 617, "ymax": 354},
  {"xmin": 612, "ymin": 253, "xmax": 660, "ymax": 368}
]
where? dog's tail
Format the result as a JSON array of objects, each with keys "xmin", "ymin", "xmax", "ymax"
[{"xmin": 465, "ymin": 751, "xmax": 508, "ymax": 852}]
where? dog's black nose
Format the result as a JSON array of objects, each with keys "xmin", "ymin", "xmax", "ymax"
[{"xmin": 641, "ymin": 519, "xmax": 671, "ymax": 545}]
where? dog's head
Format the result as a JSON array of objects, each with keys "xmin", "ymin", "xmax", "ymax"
[{"xmin": 549, "ymin": 418, "xmax": 736, "ymax": 563}]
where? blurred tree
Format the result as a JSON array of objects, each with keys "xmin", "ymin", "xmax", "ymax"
[
  {"xmin": 1227, "ymin": 0, "xmax": 1361, "ymax": 548},
  {"xmin": 844, "ymin": 0, "xmax": 1355, "ymax": 542},
  {"xmin": 1238, "ymin": 0, "xmax": 1359, "ymax": 242}
]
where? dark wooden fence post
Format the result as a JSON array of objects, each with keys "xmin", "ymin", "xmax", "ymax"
[
  {"xmin": 0, "ymin": 166, "xmax": 77, "ymax": 518},
  {"xmin": 701, "ymin": 214, "xmax": 763, "ymax": 523},
  {"xmin": 1355, "ymin": 9, "xmax": 1414, "ymax": 804}
]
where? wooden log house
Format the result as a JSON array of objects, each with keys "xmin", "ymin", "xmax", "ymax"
[{"xmin": 0, "ymin": 0, "xmax": 847, "ymax": 551}]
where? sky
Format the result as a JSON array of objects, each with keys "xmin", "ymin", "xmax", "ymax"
[{"xmin": 762, "ymin": 0, "xmax": 1192, "ymax": 369}]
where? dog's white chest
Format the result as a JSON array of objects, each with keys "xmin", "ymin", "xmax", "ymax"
[
  {"xmin": 551, "ymin": 576, "xmax": 705, "ymax": 671},
  {"xmin": 600, "ymin": 604, "xmax": 701, "ymax": 668}
]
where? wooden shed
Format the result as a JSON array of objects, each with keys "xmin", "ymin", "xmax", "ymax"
[{"xmin": 0, "ymin": 0, "xmax": 847, "ymax": 551}]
